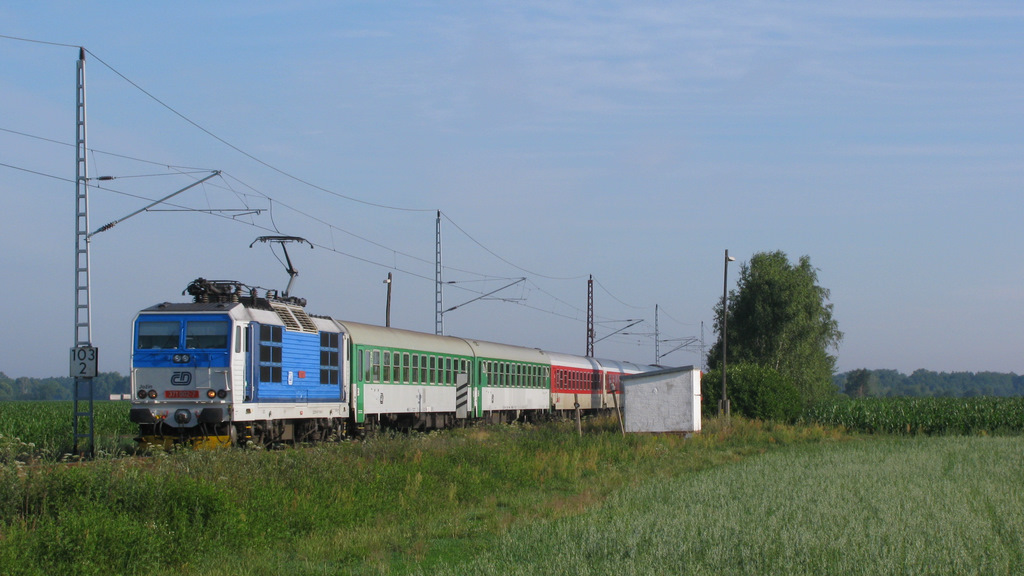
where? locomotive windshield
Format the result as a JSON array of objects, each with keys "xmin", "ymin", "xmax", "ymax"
[
  {"xmin": 185, "ymin": 321, "xmax": 230, "ymax": 349},
  {"xmin": 136, "ymin": 318, "xmax": 230, "ymax": 350},
  {"xmin": 137, "ymin": 321, "xmax": 180, "ymax": 349}
]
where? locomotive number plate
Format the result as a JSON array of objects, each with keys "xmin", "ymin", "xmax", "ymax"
[{"xmin": 165, "ymin": 390, "xmax": 199, "ymax": 399}]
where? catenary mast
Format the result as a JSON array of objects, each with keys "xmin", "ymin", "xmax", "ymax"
[{"xmin": 72, "ymin": 47, "xmax": 95, "ymax": 457}]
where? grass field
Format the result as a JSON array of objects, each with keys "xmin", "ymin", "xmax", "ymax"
[
  {"xmin": 1, "ymin": 404, "xmax": 1021, "ymax": 575},
  {"xmin": 424, "ymin": 435, "xmax": 1024, "ymax": 575}
]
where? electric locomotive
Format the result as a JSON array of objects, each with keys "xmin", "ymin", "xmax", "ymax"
[{"xmin": 129, "ymin": 278, "xmax": 657, "ymax": 447}]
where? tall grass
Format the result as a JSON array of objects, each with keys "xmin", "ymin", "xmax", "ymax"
[{"xmin": 0, "ymin": 417, "xmax": 839, "ymax": 575}]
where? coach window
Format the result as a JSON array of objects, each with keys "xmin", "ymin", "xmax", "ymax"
[
  {"xmin": 371, "ymin": 350, "xmax": 380, "ymax": 382},
  {"xmin": 442, "ymin": 357, "xmax": 450, "ymax": 385},
  {"xmin": 411, "ymin": 355, "xmax": 419, "ymax": 384},
  {"xmin": 427, "ymin": 356, "xmax": 435, "ymax": 384}
]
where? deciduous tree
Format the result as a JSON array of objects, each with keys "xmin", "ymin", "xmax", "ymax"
[{"xmin": 707, "ymin": 250, "xmax": 842, "ymax": 406}]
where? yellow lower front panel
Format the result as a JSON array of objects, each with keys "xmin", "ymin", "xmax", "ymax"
[{"xmin": 138, "ymin": 434, "xmax": 233, "ymax": 450}]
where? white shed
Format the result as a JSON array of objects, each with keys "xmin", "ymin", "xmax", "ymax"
[{"xmin": 621, "ymin": 366, "xmax": 701, "ymax": 434}]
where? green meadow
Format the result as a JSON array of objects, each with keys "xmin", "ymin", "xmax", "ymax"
[{"xmin": 0, "ymin": 402, "xmax": 1021, "ymax": 575}]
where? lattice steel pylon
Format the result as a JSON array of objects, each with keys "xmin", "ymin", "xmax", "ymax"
[
  {"xmin": 72, "ymin": 47, "xmax": 94, "ymax": 458},
  {"xmin": 654, "ymin": 304, "xmax": 660, "ymax": 365},
  {"xmin": 435, "ymin": 210, "xmax": 443, "ymax": 335},
  {"xmin": 586, "ymin": 275, "xmax": 594, "ymax": 357}
]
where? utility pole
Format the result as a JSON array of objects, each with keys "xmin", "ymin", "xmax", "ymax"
[{"xmin": 720, "ymin": 249, "xmax": 736, "ymax": 418}]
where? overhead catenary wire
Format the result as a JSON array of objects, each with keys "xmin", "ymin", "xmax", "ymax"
[
  {"xmin": 2, "ymin": 124, "xmax": 684, "ymax": 348},
  {"xmin": 1, "ymin": 36, "xmax": 703, "ymax": 360}
]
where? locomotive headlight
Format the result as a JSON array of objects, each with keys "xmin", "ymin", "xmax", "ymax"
[
  {"xmin": 137, "ymin": 390, "xmax": 148, "ymax": 399},
  {"xmin": 174, "ymin": 409, "xmax": 191, "ymax": 424},
  {"xmin": 206, "ymin": 389, "xmax": 217, "ymax": 399},
  {"xmin": 148, "ymin": 390, "xmax": 158, "ymax": 399},
  {"xmin": 173, "ymin": 354, "xmax": 191, "ymax": 364},
  {"xmin": 217, "ymin": 389, "xmax": 227, "ymax": 399}
]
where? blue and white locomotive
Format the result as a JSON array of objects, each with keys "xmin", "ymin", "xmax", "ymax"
[{"xmin": 130, "ymin": 278, "xmax": 654, "ymax": 447}]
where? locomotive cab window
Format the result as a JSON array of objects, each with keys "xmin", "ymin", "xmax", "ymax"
[
  {"xmin": 137, "ymin": 321, "xmax": 180, "ymax": 349},
  {"xmin": 186, "ymin": 321, "xmax": 230, "ymax": 349}
]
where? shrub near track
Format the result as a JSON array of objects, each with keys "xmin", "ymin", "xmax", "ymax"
[{"xmin": 803, "ymin": 396, "xmax": 1024, "ymax": 435}]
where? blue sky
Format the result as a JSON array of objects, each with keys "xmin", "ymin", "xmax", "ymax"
[{"xmin": 1, "ymin": 1, "xmax": 1022, "ymax": 378}]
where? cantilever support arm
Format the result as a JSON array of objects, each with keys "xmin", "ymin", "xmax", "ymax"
[
  {"xmin": 87, "ymin": 170, "xmax": 221, "ymax": 238},
  {"xmin": 593, "ymin": 319, "xmax": 643, "ymax": 345},
  {"xmin": 443, "ymin": 277, "xmax": 525, "ymax": 314}
]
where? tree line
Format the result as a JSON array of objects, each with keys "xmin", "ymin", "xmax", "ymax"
[
  {"xmin": 0, "ymin": 372, "xmax": 130, "ymax": 401},
  {"xmin": 835, "ymin": 368, "xmax": 1024, "ymax": 398}
]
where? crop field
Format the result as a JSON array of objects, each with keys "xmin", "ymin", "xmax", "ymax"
[
  {"xmin": 803, "ymin": 396, "xmax": 1024, "ymax": 434},
  {"xmin": 426, "ymin": 435, "xmax": 1024, "ymax": 576},
  {"xmin": 0, "ymin": 401, "xmax": 135, "ymax": 461}
]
